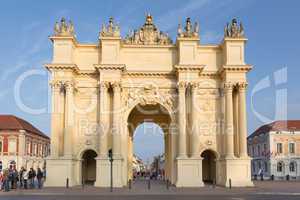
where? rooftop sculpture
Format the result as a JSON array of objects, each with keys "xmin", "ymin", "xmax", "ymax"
[
  {"xmin": 100, "ymin": 17, "xmax": 120, "ymax": 37},
  {"xmin": 54, "ymin": 17, "xmax": 75, "ymax": 36},
  {"xmin": 123, "ymin": 14, "xmax": 172, "ymax": 45},
  {"xmin": 52, "ymin": 16, "xmax": 246, "ymax": 42},
  {"xmin": 177, "ymin": 17, "xmax": 199, "ymax": 38},
  {"xmin": 224, "ymin": 18, "xmax": 245, "ymax": 38}
]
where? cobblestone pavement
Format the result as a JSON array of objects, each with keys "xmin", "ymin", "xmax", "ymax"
[{"xmin": 1, "ymin": 180, "xmax": 300, "ymax": 200}]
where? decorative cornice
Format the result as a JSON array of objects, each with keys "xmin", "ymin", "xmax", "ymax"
[
  {"xmin": 199, "ymin": 71, "xmax": 219, "ymax": 79},
  {"xmin": 94, "ymin": 64, "xmax": 126, "ymax": 71},
  {"xmin": 124, "ymin": 71, "xmax": 175, "ymax": 78},
  {"xmin": 45, "ymin": 63, "xmax": 79, "ymax": 72},
  {"xmin": 218, "ymin": 65, "xmax": 252, "ymax": 74},
  {"xmin": 175, "ymin": 64, "xmax": 205, "ymax": 72}
]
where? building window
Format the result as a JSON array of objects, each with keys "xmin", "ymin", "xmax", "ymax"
[
  {"xmin": 252, "ymin": 146, "xmax": 255, "ymax": 156},
  {"xmin": 26, "ymin": 142, "xmax": 31, "ymax": 155},
  {"xmin": 277, "ymin": 162, "xmax": 283, "ymax": 172},
  {"xmin": 289, "ymin": 143, "xmax": 295, "ymax": 154},
  {"xmin": 0, "ymin": 140, "xmax": 2, "ymax": 154},
  {"xmin": 277, "ymin": 143, "xmax": 283, "ymax": 154},
  {"xmin": 257, "ymin": 145, "xmax": 261, "ymax": 156},
  {"xmin": 8, "ymin": 139, "xmax": 17, "ymax": 154},
  {"xmin": 264, "ymin": 161, "xmax": 268, "ymax": 172},
  {"xmin": 263, "ymin": 143, "xmax": 267, "ymax": 154},
  {"xmin": 34, "ymin": 143, "xmax": 37, "ymax": 156},
  {"xmin": 289, "ymin": 162, "xmax": 296, "ymax": 172}
]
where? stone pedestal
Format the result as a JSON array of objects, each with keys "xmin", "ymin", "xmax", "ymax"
[
  {"xmin": 94, "ymin": 157, "xmax": 110, "ymax": 187},
  {"xmin": 44, "ymin": 157, "xmax": 76, "ymax": 187},
  {"xmin": 176, "ymin": 157, "xmax": 204, "ymax": 187},
  {"xmin": 217, "ymin": 157, "xmax": 253, "ymax": 187},
  {"xmin": 112, "ymin": 158, "xmax": 124, "ymax": 187}
]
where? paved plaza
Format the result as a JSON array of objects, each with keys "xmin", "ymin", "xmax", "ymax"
[{"xmin": 1, "ymin": 180, "xmax": 300, "ymax": 200}]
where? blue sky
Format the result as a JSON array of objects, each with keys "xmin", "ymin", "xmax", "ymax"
[{"xmin": 0, "ymin": 0, "xmax": 299, "ymax": 161}]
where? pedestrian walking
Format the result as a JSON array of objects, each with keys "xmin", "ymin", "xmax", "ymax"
[
  {"xmin": 37, "ymin": 168, "xmax": 43, "ymax": 189},
  {"xmin": 3, "ymin": 168, "xmax": 9, "ymax": 192},
  {"xmin": 23, "ymin": 169, "xmax": 28, "ymax": 189},
  {"xmin": 19, "ymin": 167, "xmax": 25, "ymax": 188},
  {"xmin": 11, "ymin": 167, "xmax": 18, "ymax": 189},
  {"xmin": 28, "ymin": 168, "xmax": 36, "ymax": 189},
  {"xmin": 0, "ymin": 171, "xmax": 3, "ymax": 191}
]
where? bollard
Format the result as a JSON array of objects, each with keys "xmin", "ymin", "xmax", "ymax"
[
  {"xmin": 229, "ymin": 178, "xmax": 232, "ymax": 189},
  {"xmin": 254, "ymin": 174, "xmax": 257, "ymax": 180},
  {"xmin": 260, "ymin": 174, "xmax": 264, "ymax": 181},
  {"xmin": 271, "ymin": 175, "xmax": 274, "ymax": 181},
  {"xmin": 166, "ymin": 179, "xmax": 169, "ymax": 190},
  {"xmin": 286, "ymin": 175, "xmax": 290, "ymax": 181},
  {"xmin": 66, "ymin": 178, "xmax": 69, "ymax": 188},
  {"xmin": 148, "ymin": 178, "xmax": 151, "ymax": 190},
  {"xmin": 128, "ymin": 179, "xmax": 132, "ymax": 190}
]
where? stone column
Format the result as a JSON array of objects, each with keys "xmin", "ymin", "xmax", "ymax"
[
  {"xmin": 224, "ymin": 82, "xmax": 235, "ymax": 158},
  {"xmin": 190, "ymin": 82, "xmax": 200, "ymax": 157},
  {"xmin": 99, "ymin": 82, "xmax": 110, "ymax": 157},
  {"xmin": 50, "ymin": 81, "xmax": 61, "ymax": 157},
  {"xmin": 233, "ymin": 88, "xmax": 239, "ymax": 157},
  {"xmin": 64, "ymin": 81, "xmax": 74, "ymax": 158},
  {"xmin": 177, "ymin": 82, "xmax": 187, "ymax": 158},
  {"xmin": 238, "ymin": 82, "xmax": 248, "ymax": 158},
  {"xmin": 112, "ymin": 81, "xmax": 122, "ymax": 157}
]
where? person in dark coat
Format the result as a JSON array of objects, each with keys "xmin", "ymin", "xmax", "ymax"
[{"xmin": 36, "ymin": 168, "xmax": 43, "ymax": 189}]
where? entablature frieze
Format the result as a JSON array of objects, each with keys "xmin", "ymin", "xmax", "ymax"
[
  {"xmin": 174, "ymin": 64, "xmax": 205, "ymax": 72},
  {"xmin": 218, "ymin": 65, "xmax": 252, "ymax": 74},
  {"xmin": 45, "ymin": 63, "xmax": 80, "ymax": 72},
  {"xmin": 94, "ymin": 64, "xmax": 126, "ymax": 71}
]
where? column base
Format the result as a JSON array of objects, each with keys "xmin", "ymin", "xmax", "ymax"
[
  {"xmin": 217, "ymin": 157, "xmax": 253, "ymax": 187},
  {"xmin": 44, "ymin": 157, "xmax": 76, "ymax": 187},
  {"xmin": 94, "ymin": 157, "xmax": 110, "ymax": 187},
  {"xmin": 94, "ymin": 157, "xmax": 124, "ymax": 188},
  {"xmin": 176, "ymin": 157, "xmax": 204, "ymax": 187}
]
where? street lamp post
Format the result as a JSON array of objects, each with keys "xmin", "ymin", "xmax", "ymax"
[{"xmin": 108, "ymin": 149, "xmax": 113, "ymax": 192}]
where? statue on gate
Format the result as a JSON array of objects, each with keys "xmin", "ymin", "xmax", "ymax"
[
  {"xmin": 100, "ymin": 17, "xmax": 121, "ymax": 37},
  {"xmin": 224, "ymin": 18, "xmax": 245, "ymax": 38},
  {"xmin": 123, "ymin": 13, "xmax": 172, "ymax": 45},
  {"xmin": 53, "ymin": 17, "xmax": 75, "ymax": 37},
  {"xmin": 177, "ymin": 17, "xmax": 200, "ymax": 38}
]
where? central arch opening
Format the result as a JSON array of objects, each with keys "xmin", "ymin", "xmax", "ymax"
[
  {"xmin": 82, "ymin": 150, "xmax": 97, "ymax": 185},
  {"xmin": 201, "ymin": 150, "xmax": 216, "ymax": 184},
  {"xmin": 127, "ymin": 103, "xmax": 172, "ymax": 182}
]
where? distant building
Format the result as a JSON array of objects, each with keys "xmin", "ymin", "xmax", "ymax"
[
  {"xmin": 248, "ymin": 120, "xmax": 300, "ymax": 180},
  {"xmin": 0, "ymin": 115, "xmax": 50, "ymax": 171},
  {"xmin": 132, "ymin": 154, "xmax": 146, "ymax": 173}
]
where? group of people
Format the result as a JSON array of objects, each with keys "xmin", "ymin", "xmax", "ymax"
[{"xmin": 0, "ymin": 166, "xmax": 46, "ymax": 192}]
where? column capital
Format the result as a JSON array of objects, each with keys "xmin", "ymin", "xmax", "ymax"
[
  {"xmin": 99, "ymin": 81, "xmax": 110, "ymax": 90},
  {"xmin": 237, "ymin": 82, "xmax": 248, "ymax": 91},
  {"xmin": 50, "ymin": 80, "xmax": 62, "ymax": 91},
  {"xmin": 223, "ymin": 82, "xmax": 234, "ymax": 91},
  {"xmin": 190, "ymin": 82, "xmax": 199, "ymax": 90},
  {"xmin": 64, "ymin": 80, "xmax": 75, "ymax": 92},
  {"xmin": 111, "ymin": 81, "xmax": 121, "ymax": 92},
  {"xmin": 177, "ymin": 81, "xmax": 188, "ymax": 91}
]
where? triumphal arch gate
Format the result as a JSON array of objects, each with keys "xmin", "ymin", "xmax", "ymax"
[{"xmin": 45, "ymin": 15, "xmax": 253, "ymax": 187}]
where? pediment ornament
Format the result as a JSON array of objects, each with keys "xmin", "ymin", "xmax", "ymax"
[{"xmin": 123, "ymin": 14, "xmax": 172, "ymax": 45}]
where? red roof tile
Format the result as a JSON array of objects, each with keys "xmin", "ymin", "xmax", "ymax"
[
  {"xmin": 248, "ymin": 120, "xmax": 300, "ymax": 139},
  {"xmin": 0, "ymin": 115, "xmax": 49, "ymax": 139}
]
